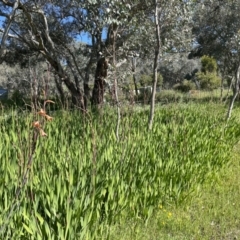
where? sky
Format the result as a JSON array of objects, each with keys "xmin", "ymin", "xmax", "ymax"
[
  {"xmin": 76, "ymin": 28, "xmax": 108, "ymax": 45},
  {"xmin": 76, "ymin": 32, "xmax": 92, "ymax": 44}
]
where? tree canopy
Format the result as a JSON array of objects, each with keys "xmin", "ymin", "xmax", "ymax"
[{"xmin": 0, "ymin": 0, "xmax": 239, "ymax": 109}]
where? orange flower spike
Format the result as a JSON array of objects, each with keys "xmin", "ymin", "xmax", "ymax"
[
  {"xmin": 45, "ymin": 114, "xmax": 53, "ymax": 121},
  {"xmin": 39, "ymin": 128, "xmax": 47, "ymax": 137},
  {"xmin": 33, "ymin": 121, "xmax": 41, "ymax": 129},
  {"xmin": 38, "ymin": 108, "xmax": 46, "ymax": 116}
]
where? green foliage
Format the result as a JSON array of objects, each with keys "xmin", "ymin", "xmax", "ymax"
[
  {"xmin": 139, "ymin": 74, "xmax": 152, "ymax": 86},
  {"xmin": 196, "ymin": 72, "xmax": 221, "ymax": 90},
  {"xmin": 109, "ymin": 142, "xmax": 240, "ymax": 239},
  {"xmin": 173, "ymin": 80, "xmax": 196, "ymax": 92},
  {"xmin": 0, "ymin": 90, "xmax": 32, "ymax": 110},
  {"xmin": 225, "ymin": 75, "xmax": 233, "ymax": 87},
  {"xmin": 10, "ymin": 90, "xmax": 25, "ymax": 106},
  {"xmin": 196, "ymin": 55, "xmax": 221, "ymax": 90},
  {"xmin": 0, "ymin": 105, "xmax": 239, "ymax": 239},
  {"xmin": 122, "ymin": 76, "xmax": 136, "ymax": 92},
  {"xmin": 155, "ymin": 90, "xmax": 184, "ymax": 103},
  {"xmin": 139, "ymin": 74, "xmax": 163, "ymax": 87},
  {"xmin": 201, "ymin": 55, "xmax": 218, "ymax": 74}
]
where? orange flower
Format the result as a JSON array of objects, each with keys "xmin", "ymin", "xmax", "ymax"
[
  {"xmin": 45, "ymin": 114, "xmax": 53, "ymax": 121},
  {"xmin": 39, "ymin": 128, "xmax": 47, "ymax": 137},
  {"xmin": 33, "ymin": 121, "xmax": 41, "ymax": 129},
  {"xmin": 38, "ymin": 109, "xmax": 46, "ymax": 116}
]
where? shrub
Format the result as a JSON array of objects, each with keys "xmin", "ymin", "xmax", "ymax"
[
  {"xmin": 196, "ymin": 72, "xmax": 221, "ymax": 90},
  {"xmin": 139, "ymin": 73, "xmax": 163, "ymax": 87},
  {"xmin": 155, "ymin": 90, "xmax": 183, "ymax": 103},
  {"xmin": 196, "ymin": 55, "xmax": 221, "ymax": 90},
  {"xmin": 201, "ymin": 55, "xmax": 218, "ymax": 73},
  {"xmin": 139, "ymin": 74, "xmax": 151, "ymax": 86},
  {"xmin": 173, "ymin": 80, "xmax": 196, "ymax": 92}
]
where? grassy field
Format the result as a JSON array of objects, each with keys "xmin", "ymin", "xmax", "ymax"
[
  {"xmin": 109, "ymin": 101, "xmax": 240, "ymax": 240},
  {"xmin": 109, "ymin": 145, "xmax": 240, "ymax": 240},
  {"xmin": 0, "ymin": 98, "xmax": 240, "ymax": 239}
]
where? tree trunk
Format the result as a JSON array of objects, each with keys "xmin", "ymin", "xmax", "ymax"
[
  {"xmin": 41, "ymin": 52, "xmax": 85, "ymax": 110},
  {"xmin": 132, "ymin": 57, "xmax": 138, "ymax": 100},
  {"xmin": 148, "ymin": 1, "xmax": 161, "ymax": 130},
  {"xmin": 0, "ymin": 0, "xmax": 19, "ymax": 57},
  {"xmin": 112, "ymin": 25, "xmax": 120, "ymax": 141},
  {"xmin": 220, "ymin": 76, "xmax": 224, "ymax": 102},
  {"xmin": 54, "ymin": 75, "xmax": 65, "ymax": 106},
  {"xmin": 84, "ymin": 62, "xmax": 91, "ymax": 110},
  {"xmin": 31, "ymin": 74, "xmax": 39, "ymax": 112},
  {"xmin": 226, "ymin": 64, "xmax": 240, "ymax": 120},
  {"xmin": 91, "ymin": 57, "xmax": 108, "ymax": 106},
  {"xmin": 224, "ymin": 75, "xmax": 234, "ymax": 105}
]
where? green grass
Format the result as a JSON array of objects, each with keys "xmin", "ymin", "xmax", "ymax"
[
  {"xmin": 108, "ymin": 146, "xmax": 240, "ymax": 240},
  {"xmin": 107, "ymin": 103, "xmax": 240, "ymax": 240},
  {"xmin": 154, "ymin": 89, "xmax": 229, "ymax": 105},
  {"xmin": 0, "ymin": 101, "xmax": 240, "ymax": 239}
]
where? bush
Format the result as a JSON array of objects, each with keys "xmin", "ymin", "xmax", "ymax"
[
  {"xmin": 155, "ymin": 90, "xmax": 183, "ymax": 103},
  {"xmin": 201, "ymin": 55, "xmax": 218, "ymax": 73},
  {"xmin": 139, "ymin": 74, "xmax": 152, "ymax": 86},
  {"xmin": 196, "ymin": 72, "xmax": 221, "ymax": 90},
  {"xmin": 139, "ymin": 73, "xmax": 163, "ymax": 87},
  {"xmin": 0, "ymin": 90, "xmax": 26, "ymax": 108},
  {"xmin": 196, "ymin": 55, "xmax": 221, "ymax": 90},
  {"xmin": 173, "ymin": 80, "xmax": 196, "ymax": 92}
]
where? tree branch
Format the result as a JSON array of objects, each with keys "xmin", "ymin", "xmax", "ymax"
[
  {"xmin": 0, "ymin": 28, "xmax": 19, "ymax": 40},
  {"xmin": 0, "ymin": 0, "xmax": 20, "ymax": 57}
]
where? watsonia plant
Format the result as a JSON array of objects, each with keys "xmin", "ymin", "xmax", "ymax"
[
  {"xmin": 0, "ymin": 104, "xmax": 239, "ymax": 239},
  {"xmin": 0, "ymin": 99, "xmax": 54, "ymax": 238}
]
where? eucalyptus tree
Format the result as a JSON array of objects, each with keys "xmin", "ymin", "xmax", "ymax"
[
  {"xmin": 191, "ymin": 0, "xmax": 240, "ymax": 76},
  {"xmin": 148, "ymin": 0, "xmax": 193, "ymax": 130},
  {"xmin": 0, "ymin": 0, "xmax": 86, "ymax": 109},
  {"xmin": 0, "ymin": 0, "xmax": 156, "ymax": 109},
  {"xmin": 190, "ymin": 0, "xmax": 240, "ymax": 118},
  {"xmin": 89, "ymin": 0, "xmax": 155, "ymax": 107}
]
